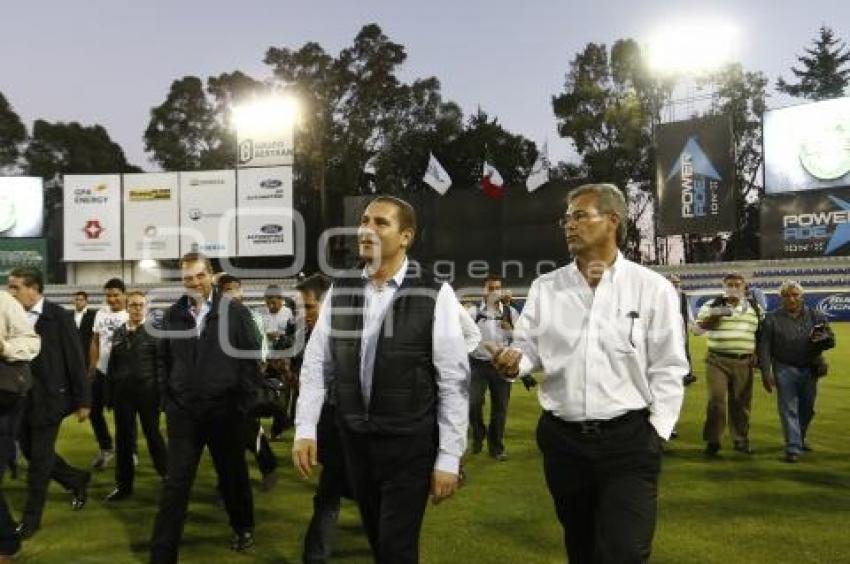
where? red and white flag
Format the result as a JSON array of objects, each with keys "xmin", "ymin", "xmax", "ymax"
[{"xmin": 480, "ymin": 161, "xmax": 504, "ymax": 199}]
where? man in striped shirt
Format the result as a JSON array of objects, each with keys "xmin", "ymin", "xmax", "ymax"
[{"xmin": 696, "ymin": 272, "xmax": 762, "ymax": 456}]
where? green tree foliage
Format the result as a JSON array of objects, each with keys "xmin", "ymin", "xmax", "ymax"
[
  {"xmin": 0, "ymin": 91, "xmax": 27, "ymax": 170},
  {"xmin": 777, "ymin": 26, "xmax": 850, "ymax": 101},
  {"xmin": 552, "ymin": 39, "xmax": 669, "ymax": 193},
  {"xmin": 25, "ymin": 120, "xmax": 140, "ymax": 179},
  {"xmin": 144, "ymin": 73, "xmax": 267, "ymax": 170}
]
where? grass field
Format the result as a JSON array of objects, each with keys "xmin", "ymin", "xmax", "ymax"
[{"xmin": 5, "ymin": 324, "xmax": 849, "ymax": 563}]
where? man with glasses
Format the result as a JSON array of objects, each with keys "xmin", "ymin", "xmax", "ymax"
[
  {"xmin": 758, "ymin": 281, "xmax": 834, "ymax": 462},
  {"xmin": 103, "ymin": 290, "xmax": 167, "ymax": 501},
  {"xmin": 489, "ymin": 184, "xmax": 688, "ymax": 563}
]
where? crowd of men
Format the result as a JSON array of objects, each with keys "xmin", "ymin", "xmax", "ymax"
[{"xmin": 0, "ymin": 185, "xmax": 838, "ymax": 563}]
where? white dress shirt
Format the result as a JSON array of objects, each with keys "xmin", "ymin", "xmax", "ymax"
[
  {"xmin": 0, "ymin": 291, "xmax": 40, "ymax": 361},
  {"xmin": 514, "ymin": 252, "xmax": 687, "ymax": 439},
  {"xmin": 26, "ymin": 297, "xmax": 45, "ymax": 328},
  {"xmin": 295, "ymin": 258, "xmax": 470, "ymax": 474}
]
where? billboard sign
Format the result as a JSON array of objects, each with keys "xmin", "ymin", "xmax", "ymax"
[
  {"xmin": 63, "ymin": 174, "xmax": 122, "ymax": 261},
  {"xmin": 763, "ymin": 96, "xmax": 850, "ymax": 193},
  {"xmin": 761, "ymin": 186, "xmax": 850, "ymax": 259},
  {"xmin": 236, "ymin": 166, "xmax": 294, "ymax": 256},
  {"xmin": 179, "ymin": 169, "xmax": 236, "ymax": 257},
  {"xmin": 0, "ymin": 176, "xmax": 44, "ymax": 238},
  {"xmin": 656, "ymin": 116, "xmax": 736, "ymax": 235},
  {"xmin": 123, "ymin": 172, "xmax": 180, "ymax": 260}
]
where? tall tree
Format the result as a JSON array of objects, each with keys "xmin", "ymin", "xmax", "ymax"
[
  {"xmin": 552, "ymin": 39, "xmax": 669, "ymax": 193},
  {"xmin": 777, "ymin": 26, "xmax": 850, "ymax": 100},
  {"xmin": 25, "ymin": 120, "xmax": 140, "ymax": 179},
  {"xmin": 0, "ymin": 91, "xmax": 27, "ymax": 170}
]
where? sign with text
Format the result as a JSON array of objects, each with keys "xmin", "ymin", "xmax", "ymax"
[
  {"xmin": 656, "ymin": 116, "xmax": 736, "ymax": 235},
  {"xmin": 63, "ymin": 174, "xmax": 122, "ymax": 261},
  {"xmin": 761, "ymin": 186, "xmax": 850, "ymax": 258},
  {"xmin": 123, "ymin": 172, "xmax": 180, "ymax": 260},
  {"xmin": 0, "ymin": 238, "xmax": 46, "ymax": 283},
  {"xmin": 179, "ymin": 169, "xmax": 236, "ymax": 257},
  {"xmin": 236, "ymin": 166, "xmax": 294, "ymax": 256}
]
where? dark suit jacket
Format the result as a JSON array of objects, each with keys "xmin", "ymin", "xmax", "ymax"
[
  {"xmin": 159, "ymin": 290, "xmax": 262, "ymax": 417},
  {"xmin": 77, "ymin": 307, "xmax": 98, "ymax": 369},
  {"xmin": 27, "ymin": 299, "xmax": 91, "ymax": 426}
]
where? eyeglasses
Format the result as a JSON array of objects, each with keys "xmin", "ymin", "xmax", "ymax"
[{"xmin": 558, "ymin": 211, "xmax": 607, "ymax": 228}]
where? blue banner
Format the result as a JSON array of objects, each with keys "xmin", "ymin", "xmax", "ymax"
[{"xmin": 691, "ymin": 291, "xmax": 850, "ymax": 321}]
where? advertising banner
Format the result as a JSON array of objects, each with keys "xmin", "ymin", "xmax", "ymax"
[
  {"xmin": 763, "ymin": 96, "xmax": 850, "ymax": 194},
  {"xmin": 236, "ymin": 166, "xmax": 294, "ymax": 257},
  {"xmin": 179, "ymin": 169, "xmax": 236, "ymax": 257},
  {"xmin": 0, "ymin": 238, "xmax": 46, "ymax": 283},
  {"xmin": 63, "ymin": 174, "xmax": 121, "ymax": 261},
  {"xmin": 693, "ymin": 291, "xmax": 850, "ymax": 321},
  {"xmin": 123, "ymin": 172, "xmax": 180, "ymax": 260},
  {"xmin": 656, "ymin": 116, "xmax": 736, "ymax": 235},
  {"xmin": 0, "ymin": 176, "xmax": 44, "ymax": 238},
  {"xmin": 761, "ymin": 186, "xmax": 850, "ymax": 259}
]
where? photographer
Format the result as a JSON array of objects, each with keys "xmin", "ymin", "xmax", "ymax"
[
  {"xmin": 696, "ymin": 272, "xmax": 762, "ymax": 457},
  {"xmin": 758, "ymin": 280, "xmax": 835, "ymax": 463}
]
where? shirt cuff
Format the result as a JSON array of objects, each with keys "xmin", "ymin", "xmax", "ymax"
[
  {"xmin": 518, "ymin": 354, "xmax": 535, "ymax": 377},
  {"xmin": 434, "ymin": 452, "xmax": 460, "ymax": 475},
  {"xmin": 294, "ymin": 424, "xmax": 317, "ymax": 442},
  {"xmin": 649, "ymin": 412, "xmax": 676, "ymax": 440}
]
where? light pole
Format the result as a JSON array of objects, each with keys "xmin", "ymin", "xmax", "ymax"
[{"xmin": 645, "ymin": 18, "xmax": 740, "ymax": 265}]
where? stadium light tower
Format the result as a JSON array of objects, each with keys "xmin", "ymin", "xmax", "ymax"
[{"xmin": 232, "ymin": 95, "xmax": 300, "ymax": 136}]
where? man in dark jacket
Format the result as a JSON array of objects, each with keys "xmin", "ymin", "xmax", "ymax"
[
  {"xmin": 6, "ymin": 267, "xmax": 92, "ymax": 540},
  {"xmin": 149, "ymin": 253, "xmax": 263, "ymax": 563},
  {"xmin": 104, "ymin": 290, "xmax": 167, "ymax": 501}
]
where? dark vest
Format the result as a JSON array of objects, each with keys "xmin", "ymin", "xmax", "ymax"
[{"xmin": 330, "ymin": 268, "xmax": 440, "ymax": 435}]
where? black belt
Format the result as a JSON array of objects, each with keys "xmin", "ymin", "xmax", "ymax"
[
  {"xmin": 709, "ymin": 350, "xmax": 753, "ymax": 360},
  {"xmin": 543, "ymin": 409, "xmax": 648, "ymax": 436}
]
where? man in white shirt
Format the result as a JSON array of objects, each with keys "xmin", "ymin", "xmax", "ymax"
[
  {"xmin": 88, "ymin": 278, "xmax": 129, "ymax": 469},
  {"xmin": 293, "ymin": 196, "xmax": 469, "ymax": 564},
  {"xmin": 467, "ymin": 274, "xmax": 518, "ymax": 460},
  {"xmin": 490, "ymin": 184, "xmax": 688, "ymax": 564}
]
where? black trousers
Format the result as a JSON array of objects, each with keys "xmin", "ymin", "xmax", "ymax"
[
  {"xmin": 469, "ymin": 359, "xmax": 512, "ymax": 455},
  {"xmin": 150, "ymin": 404, "xmax": 254, "ymax": 564},
  {"xmin": 340, "ymin": 425, "xmax": 435, "ymax": 564},
  {"xmin": 537, "ymin": 411, "xmax": 662, "ymax": 564},
  {"xmin": 113, "ymin": 381, "xmax": 167, "ymax": 491},
  {"xmin": 245, "ymin": 417, "xmax": 277, "ymax": 476},
  {"xmin": 0, "ymin": 393, "xmax": 23, "ymax": 555},
  {"xmin": 303, "ymin": 404, "xmax": 350, "ymax": 564},
  {"xmin": 18, "ymin": 413, "xmax": 90, "ymax": 529},
  {"xmin": 90, "ymin": 370, "xmax": 113, "ymax": 451}
]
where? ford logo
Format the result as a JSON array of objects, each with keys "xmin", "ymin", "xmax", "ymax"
[
  {"xmin": 260, "ymin": 224, "xmax": 283, "ymax": 234},
  {"xmin": 260, "ymin": 179, "xmax": 282, "ymax": 189}
]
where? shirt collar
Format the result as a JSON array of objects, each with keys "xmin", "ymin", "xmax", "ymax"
[
  {"xmin": 567, "ymin": 250, "xmax": 626, "ymax": 284},
  {"xmin": 361, "ymin": 256, "xmax": 409, "ymax": 289},
  {"xmin": 29, "ymin": 297, "xmax": 45, "ymax": 315}
]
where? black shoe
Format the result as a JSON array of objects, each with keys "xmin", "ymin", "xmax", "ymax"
[
  {"xmin": 683, "ymin": 374, "xmax": 698, "ymax": 387},
  {"xmin": 15, "ymin": 522, "xmax": 38, "ymax": 540},
  {"xmin": 71, "ymin": 473, "xmax": 91, "ymax": 510},
  {"xmin": 670, "ymin": 429, "xmax": 679, "ymax": 439},
  {"xmin": 802, "ymin": 444, "xmax": 813, "ymax": 452},
  {"xmin": 491, "ymin": 451, "xmax": 508, "ymax": 462},
  {"xmin": 733, "ymin": 443, "xmax": 754, "ymax": 455},
  {"xmin": 231, "ymin": 530, "xmax": 255, "ymax": 552},
  {"xmin": 105, "ymin": 488, "xmax": 132, "ymax": 502},
  {"xmin": 471, "ymin": 440, "xmax": 483, "ymax": 455},
  {"xmin": 783, "ymin": 453, "xmax": 800, "ymax": 463},
  {"xmin": 704, "ymin": 442, "xmax": 721, "ymax": 456}
]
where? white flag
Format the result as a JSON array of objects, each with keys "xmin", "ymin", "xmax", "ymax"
[
  {"xmin": 423, "ymin": 152, "xmax": 452, "ymax": 195},
  {"xmin": 526, "ymin": 145, "xmax": 549, "ymax": 192},
  {"xmin": 363, "ymin": 154, "xmax": 378, "ymax": 176},
  {"xmin": 482, "ymin": 161, "xmax": 504, "ymax": 186}
]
